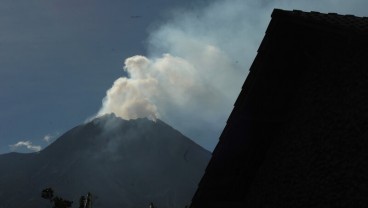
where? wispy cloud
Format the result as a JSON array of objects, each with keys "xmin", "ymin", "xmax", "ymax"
[
  {"xmin": 43, "ymin": 133, "xmax": 58, "ymax": 143},
  {"xmin": 9, "ymin": 141, "xmax": 41, "ymax": 152},
  {"xmin": 43, "ymin": 135, "xmax": 52, "ymax": 143}
]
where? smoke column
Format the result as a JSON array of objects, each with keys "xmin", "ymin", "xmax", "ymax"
[{"xmin": 97, "ymin": 0, "xmax": 368, "ymax": 151}]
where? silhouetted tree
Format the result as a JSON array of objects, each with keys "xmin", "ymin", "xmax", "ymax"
[
  {"xmin": 79, "ymin": 192, "xmax": 92, "ymax": 208},
  {"xmin": 149, "ymin": 202, "xmax": 155, "ymax": 208},
  {"xmin": 86, "ymin": 192, "xmax": 92, "ymax": 208},
  {"xmin": 41, "ymin": 187, "xmax": 54, "ymax": 202},
  {"xmin": 79, "ymin": 196, "xmax": 87, "ymax": 208},
  {"xmin": 53, "ymin": 197, "xmax": 73, "ymax": 208},
  {"xmin": 41, "ymin": 188, "xmax": 73, "ymax": 208}
]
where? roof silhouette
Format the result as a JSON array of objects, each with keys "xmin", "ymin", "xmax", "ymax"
[
  {"xmin": 273, "ymin": 9, "xmax": 368, "ymax": 32},
  {"xmin": 190, "ymin": 9, "xmax": 368, "ymax": 207}
]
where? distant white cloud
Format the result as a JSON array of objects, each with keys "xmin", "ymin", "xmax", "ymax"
[{"xmin": 9, "ymin": 141, "xmax": 41, "ymax": 152}]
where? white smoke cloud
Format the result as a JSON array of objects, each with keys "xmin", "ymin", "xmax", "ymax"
[
  {"xmin": 9, "ymin": 141, "xmax": 41, "ymax": 152},
  {"xmin": 97, "ymin": 0, "xmax": 368, "ymax": 151},
  {"xmin": 97, "ymin": 1, "xmax": 260, "ymax": 151}
]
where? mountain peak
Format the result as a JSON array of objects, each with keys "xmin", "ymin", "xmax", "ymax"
[
  {"xmin": 0, "ymin": 117, "xmax": 211, "ymax": 208},
  {"xmin": 91, "ymin": 113, "xmax": 158, "ymax": 131}
]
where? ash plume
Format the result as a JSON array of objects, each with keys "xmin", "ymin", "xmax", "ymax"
[{"xmin": 96, "ymin": 0, "xmax": 368, "ymax": 150}]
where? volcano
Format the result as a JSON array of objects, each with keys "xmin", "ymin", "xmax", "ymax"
[{"xmin": 0, "ymin": 114, "xmax": 211, "ymax": 208}]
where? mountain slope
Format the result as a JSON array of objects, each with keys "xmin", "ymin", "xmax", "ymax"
[{"xmin": 0, "ymin": 115, "xmax": 211, "ymax": 208}]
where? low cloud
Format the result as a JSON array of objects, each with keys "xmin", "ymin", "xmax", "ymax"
[{"xmin": 9, "ymin": 141, "xmax": 41, "ymax": 152}]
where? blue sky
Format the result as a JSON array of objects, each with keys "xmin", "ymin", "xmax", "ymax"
[
  {"xmin": 0, "ymin": 0, "xmax": 190, "ymax": 153},
  {"xmin": 1, "ymin": 0, "xmax": 368, "ymax": 154}
]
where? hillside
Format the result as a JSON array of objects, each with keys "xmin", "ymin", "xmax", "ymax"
[{"xmin": 0, "ymin": 115, "xmax": 210, "ymax": 208}]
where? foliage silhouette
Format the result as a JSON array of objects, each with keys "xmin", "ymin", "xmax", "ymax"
[{"xmin": 41, "ymin": 188, "xmax": 73, "ymax": 208}]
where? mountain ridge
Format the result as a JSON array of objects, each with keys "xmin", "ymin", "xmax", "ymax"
[{"xmin": 0, "ymin": 115, "xmax": 210, "ymax": 208}]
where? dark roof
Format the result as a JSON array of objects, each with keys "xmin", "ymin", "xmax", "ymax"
[
  {"xmin": 190, "ymin": 9, "xmax": 368, "ymax": 208},
  {"xmin": 272, "ymin": 9, "xmax": 368, "ymax": 32}
]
